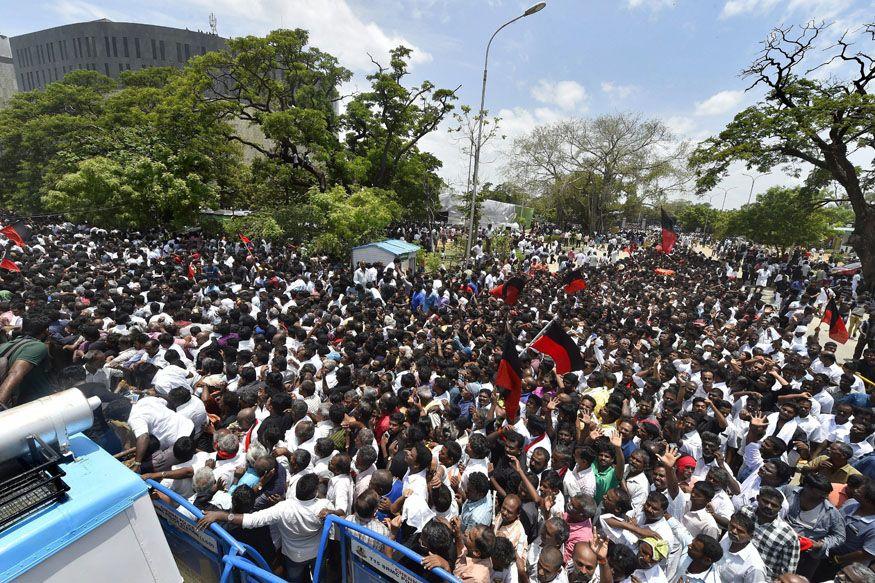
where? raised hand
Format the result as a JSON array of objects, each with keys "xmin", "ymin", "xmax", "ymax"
[{"xmin": 660, "ymin": 445, "xmax": 680, "ymax": 468}]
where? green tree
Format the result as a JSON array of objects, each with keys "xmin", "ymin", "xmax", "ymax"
[
  {"xmin": 44, "ymin": 154, "xmax": 217, "ymax": 228},
  {"xmin": 676, "ymin": 203, "xmax": 721, "ymax": 232},
  {"xmin": 509, "ymin": 113, "xmax": 689, "ymax": 232},
  {"xmin": 185, "ymin": 29, "xmax": 351, "ymax": 200},
  {"xmin": 342, "ymin": 47, "xmax": 457, "ymax": 216},
  {"xmin": 287, "ymin": 186, "xmax": 402, "ymax": 258},
  {"xmin": 0, "ymin": 67, "xmax": 240, "ymax": 225},
  {"xmin": 690, "ymin": 22, "xmax": 875, "ymax": 290},
  {"xmin": 717, "ymin": 186, "xmax": 839, "ymax": 250}
]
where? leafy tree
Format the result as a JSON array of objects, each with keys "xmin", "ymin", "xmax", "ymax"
[
  {"xmin": 44, "ymin": 154, "xmax": 217, "ymax": 228},
  {"xmin": 690, "ymin": 22, "xmax": 875, "ymax": 290},
  {"xmin": 223, "ymin": 212, "xmax": 285, "ymax": 240},
  {"xmin": 509, "ymin": 113, "xmax": 690, "ymax": 232},
  {"xmin": 717, "ymin": 186, "xmax": 839, "ymax": 250},
  {"xmin": 185, "ymin": 29, "xmax": 351, "ymax": 199},
  {"xmin": 287, "ymin": 186, "xmax": 402, "ymax": 258},
  {"xmin": 342, "ymin": 47, "xmax": 457, "ymax": 216},
  {"xmin": 0, "ymin": 68, "xmax": 239, "ymax": 225},
  {"xmin": 676, "ymin": 203, "xmax": 721, "ymax": 232}
]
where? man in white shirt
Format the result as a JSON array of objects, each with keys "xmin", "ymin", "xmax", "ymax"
[
  {"xmin": 197, "ymin": 473, "xmax": 341, "ymax": 581},
  {"xmin": 128, "ymin": 395, "xmax": 194, "ymax": 472}
]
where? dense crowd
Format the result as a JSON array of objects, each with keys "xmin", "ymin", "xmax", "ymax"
[{"xmin": 0, "ymin": 219, "xmax": 874, "ymax": 583}]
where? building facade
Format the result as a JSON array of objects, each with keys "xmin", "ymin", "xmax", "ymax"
[
  {"xmin": 0, "ymin": 35, "xmax": 18, "ymax": 107},
  {"xmin": 9, "ymin": 19, "xmax": 227, "ymax": 92}
]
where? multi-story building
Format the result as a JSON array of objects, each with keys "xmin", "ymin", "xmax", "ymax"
[
  {"xmin": 9, "ymin": 19, "xmax": 227, "ymax": 92},
  {"xmin": 0, "ymin": 35, "xmax": 18, "ymax": 107}
]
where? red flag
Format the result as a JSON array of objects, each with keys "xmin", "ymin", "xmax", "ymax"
[
  {"xmin": 531, "ymin": 321, "xmax": 585, "ymax": 374},
  {"xmin": 0, "ymin": 258, "xmax": 20, "ymax": 272},
  {"xmin": 489, "ymin": 275, "xmax": 526, "ymax": 306},
  {"xmin": 0, "ymin": 221, "xmax": 30, "ymax": 248},
  {"xmin": 562, "ymin": 269, "xmax": 587, "ymax": 294},
  {"xmin": 187, "ymin": 263, "xmax": 197, "ymax": 280},
  {"xmin": 821, "ymin": 298, "xmax": 849, "ymax": 344},
  {"xmin": 660, "ymin": 208, "xmax": 678, "ymax": 254},
  {"xmin": 495, "ymin": 335, "xmax": 523, "ymax": 423}
]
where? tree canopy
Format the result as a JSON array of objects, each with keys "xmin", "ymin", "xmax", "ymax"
[
  {"xmin": 690, "ymin": 21, "xmax": 875, "ymax": 289},
  {"xmin": 508, "ymin": 113, "xmax": 690, "ymax": 230}
]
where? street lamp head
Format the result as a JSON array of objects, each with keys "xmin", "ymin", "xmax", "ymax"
[{"xmin": 523, "ymin": 2, "xmax": 547, "ymax": 16}]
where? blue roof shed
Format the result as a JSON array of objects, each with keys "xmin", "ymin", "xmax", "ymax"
[{"xmin": 351, "ymin": 239, "xmax": 421, "ymax": 271}]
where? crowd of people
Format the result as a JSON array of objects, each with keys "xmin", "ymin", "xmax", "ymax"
[{"xmin": 0, "ymin": 218, "xmax": 874, "ymax": 583}]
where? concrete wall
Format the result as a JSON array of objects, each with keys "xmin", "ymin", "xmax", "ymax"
[
  {"xmin": 10, "ymin": 19, "xmax": 227, "ymax": 91},
  {"xmin": 0, "ymin": 35, "xmax": 18, "ymax": 108}
]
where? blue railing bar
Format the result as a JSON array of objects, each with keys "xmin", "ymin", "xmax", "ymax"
[
  {"xmin": 312, "ymin": 514, "xmax": 460, "ymax": 582},
  {"xmin": 145, "ymin": 478, "xmax": 248, "ymax": 556},
  {"xmin": 222, "ymin": 554, "xmax": 288, "ymax": 583}
]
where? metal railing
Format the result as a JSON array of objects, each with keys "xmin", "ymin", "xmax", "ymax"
[
  {"xmin": 145, "ymin": 479, "xmax": 285, "ymax": 583},
  {"xmin": 312, "ymin": 514, "xmax": 460, "ymax": 582}
]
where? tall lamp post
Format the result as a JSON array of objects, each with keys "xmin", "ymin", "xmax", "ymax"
[
  {"xmin": 719, "ymin": 186, "xmax": 737, "ymax": 211},
  {"xmin": 742, "ymin": 171, "xmax": 771, "ymax": 205},
  {"xmin": 465, "ymin": 2, "xmax": 547, "ymax": 260}
]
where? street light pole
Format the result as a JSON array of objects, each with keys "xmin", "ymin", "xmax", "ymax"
[
  {"xmin": 719, "ymin": 186, "xmax": 737, "ymax": 211},
  {"xmin": 465, "ymin": 2, "xmax": 547, "ymax": 260},
  {"xmin": 742, "ymin": 171, "xmax": 771, "ymax": 205}
]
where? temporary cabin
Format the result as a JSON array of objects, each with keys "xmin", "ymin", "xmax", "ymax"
[{"xmin": 351, "ymin": 239, "xmax": 420, "ymax": 272}]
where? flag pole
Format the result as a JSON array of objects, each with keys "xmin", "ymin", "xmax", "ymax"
[{"xmin": 525, "ymin": 316, "xmax": 556, "ymax": 351}]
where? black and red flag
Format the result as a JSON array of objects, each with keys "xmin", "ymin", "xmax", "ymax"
[
  {"xmin": 0, "ymin": 257, "xmax": 20, "ymax": 272},
  {"xmin": 0, "ymin": 221, "xmax": 31, "ymax": 248},
  {"xmin": 821, "ymin": 297, "xmax": 850, "ymax": 344},
  {"xmin": 660, "ymin": 208, "xmax": 678, "ymax": 254},
  {"xmin": 239, "ymin": 233, "xmax": 254, "ymax": 252},
  {"xmin": 490, "ymin": 275, "xmax": 527, "ymax": 306},
  {"xmin": 495, "ymin": 335, "xmax": 524, "ymax": 422},
  {"xmin": 562, "ymin": 268, "xmax": 586, "ymax": 294},
  {"xmin": 530, "ymin": 320, "xmax": 586, "ymax": 374}
]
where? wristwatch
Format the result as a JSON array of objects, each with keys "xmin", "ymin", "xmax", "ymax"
[{"xmin": 227, "ymin": 513, "xmax": 236, "ymax": 522}]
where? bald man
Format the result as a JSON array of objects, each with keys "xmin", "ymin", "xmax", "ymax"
[
  {"xmin": 536, "ymin": 546, "xmax": 567, "ymax": 583},
  {"xmin": 235, "ymin": 407, "xmax": 257, "ymax": 451},
  {"xmin": 569, "ymin": 541, "xmax": 598, "ymax": 583},
  {"xmin": 493, "ymin": 494, "xmax": 527, "ymax": 557}
]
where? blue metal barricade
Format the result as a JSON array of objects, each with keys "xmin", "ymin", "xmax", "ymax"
[
  {"xmin": 313, "ymin": 515, "xmax": 460, "ymax": 583},
  {"xmin": 145, "ymin": 479, "xmax": 285, "ymax": 583}
]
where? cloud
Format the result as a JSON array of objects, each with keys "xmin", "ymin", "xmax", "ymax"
[
  {"xmin": 184, "ymin": 0, "xmax": 431, "ymax": 71},
  {"xmin": 719, "ymin": 0, "xmax": 780, "ymax": 19},
  {"xmin": 601, "ymin": 81, "xmax": 637, "ymax": 99},
  {"xmin": 625, "ymin": 0, "xmax": 677, "ymax": 10},
  {"xmin": 720, "ymin": 0, "xmax": 852, "ymax": 19},
  {"xmin": 694, "ymin": 90, "xmax": 745, "ymax": 116},
  {"xmin": 52, "ymin": 0, "xmax": 120, "ymax": 21},
  {"xmin": 530, "ymin": 80, "xmax": 588, "ymax": 111}
]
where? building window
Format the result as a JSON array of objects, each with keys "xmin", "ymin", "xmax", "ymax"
[
  {"xmin": 159, "ymin": 40, "xmax": 165, "ymax": 61},
  {"xmin": 104, "ymin": 37, "xmax": 110, "ymax": 57},
  {"xmin": 105, "ymin": 63, "xmax": 110, "ymax": 76},
  {"xmin": 176, "ymin": 42, "xmax": 182, "ymax": 62},
  {"xmin": 54, "ymin": 67, "xmax": 58, "ymax": 80},
  {"xmin": 151, "ymin": 39, "xmax": 157, "ymax": 59},
  {"xmin": 112, "ymin": 37, "xmax": 118, "ymax": 58},
  {"xmin": 85, "ymin": 38, "xmax": 91, "ymax": 58},
  {"xmin": 123, "ymin": 37, "xmax": 129, "ymax": 58},
  {"xmin": 201, "ymin": 46, "xmax": 206, "ymax": 55},
  {"xmin": 135, "ymin": 38, "xmax": 141, "ymax": 59},
  {"xmin": 184, "ymin": 44, "xmax": 190, "ymax": 60}
]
